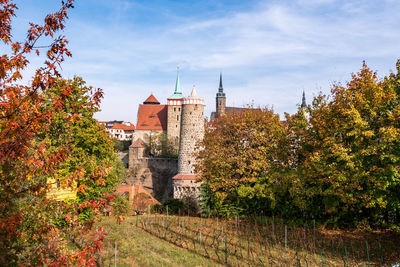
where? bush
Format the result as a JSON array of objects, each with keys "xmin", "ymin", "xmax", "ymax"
[
  {"xmin": 162, "ymin": 198, "xmax": 187, "ymax": 214},
  {"xmin": 152, "ymin": 204, "xmax": 165, "ymax": 213},
  {"xmin": 113, "ymin": 139, "xmax": 131, "ymax": 152},
  {"xmin": 112, "ymin": 194, "xmax": 129, "ymax": 216}
]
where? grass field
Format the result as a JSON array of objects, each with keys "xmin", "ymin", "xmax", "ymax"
[
  {"xmin": 98, "ymin": 215, "xmax": 400, "ymax": 266},
  {"xmin": 98, "ymin": 216, "xmax": 222, "ymax": 266}
]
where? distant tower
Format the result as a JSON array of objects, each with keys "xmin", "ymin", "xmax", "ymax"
[
  {"xmin": 301, "ymin": 91, "xmax": 307, "ymax": 109},
  {"xmin": 167, "ymin": 70, "xmax": 183, "ymax": 149},
  {"xmin": 216, "ymin": 73, "xmax": 226, "ymax": 119},
  {"xmin": 177, "ymin": 87, "xmax": 205, "ymax": 174}
]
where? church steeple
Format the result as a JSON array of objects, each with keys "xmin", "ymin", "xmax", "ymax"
[
  {"xmin": 169, "ymin": 69, "xmax": 183, "ymax": 99},
  {"xmin": 216, "ymin": 72, "xmax": 225, "ymax": 97},
  {"xmin": 301, "ymin": 91, "xmax": 306, "ymax": 109},
  {"xmin": 216, "ymin": 72, "xmax": 226, "ymax": 118}
]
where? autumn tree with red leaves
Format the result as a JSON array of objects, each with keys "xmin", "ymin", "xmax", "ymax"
[{"xmin": 0, "ymin": 1, "xmax": 117, "ymax": 265}]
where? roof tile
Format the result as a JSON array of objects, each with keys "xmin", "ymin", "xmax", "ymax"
[
  {"xmin": 144, "ymin": 94, "xmax": 160, "ymax": 104},
  {"xmin": 136, "ymin": 104, "xmax": 167, "ymax": 131}
]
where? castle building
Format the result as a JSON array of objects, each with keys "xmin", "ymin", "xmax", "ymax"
[
  {"xmin": 173, "ymin": 87, "xmax": 204, "ymax": 198},
  {"xmin": 129, "ymin": 72, "xmax": 205, "ymax": 201},
  {"xmin": 133, "ymin": 94, "xmax": 167, "ymax": 143}
]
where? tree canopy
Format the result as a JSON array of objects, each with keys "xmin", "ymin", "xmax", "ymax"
[
  {"xmin": 197, "ymin": 61, "xmax": 400, "ymax": 229},
  {"xmin": 0, "ymin": 1, "xmax": 122, "ymax": 264}
]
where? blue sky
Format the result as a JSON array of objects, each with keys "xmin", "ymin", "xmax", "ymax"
[{"xmin": 10, "ymin": 0, "xmax": 400, "ymax": 122}]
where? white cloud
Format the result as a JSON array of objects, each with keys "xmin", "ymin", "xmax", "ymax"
[{"xmin": 53, "ymin": 0, "xmax": 400, "ymax": 122}]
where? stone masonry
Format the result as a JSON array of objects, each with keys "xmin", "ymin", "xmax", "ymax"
[{"xmin": 177, "ymin": 87, "xmax": 204, "ymax": 174}]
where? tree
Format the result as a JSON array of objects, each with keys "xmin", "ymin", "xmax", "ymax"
[
  {"xmin": 145, "ymin": 132, "xmax": 178, "ymax": 158},
  {"xmin": 196, "ymin": 108, "xmax": 290, "ymax": 217},
  {"xmin": 41, "ymin": 77, "xmax": 124, "ymax": 219},
  {"xmin": 0, "ymin": 1, "xmax": 115, "ymax": 264},
  {"xmin": 287, "ymin": 61, "xmax": 400, "ymax": 228}
]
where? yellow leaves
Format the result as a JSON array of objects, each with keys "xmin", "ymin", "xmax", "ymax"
[
  {"xmin": 70, "ymin": 113, "xmax": 80, "ymax": 123},
  {"xmin": 96, "ymin": 178, "xmax": 106, "ymax": 186},
  {"xmin": 379, "ymin": 126, "xmax": 400, "ymax": 141},
  {"xmin": 362, "ymin": 130, "xmax": 374, "ymax": 138},
  {"xmin": 77, "ymin": 184, "xmax": 87, "ymax": 194}
]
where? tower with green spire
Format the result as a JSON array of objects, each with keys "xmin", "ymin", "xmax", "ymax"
[
  {"xmin": 216, "ymin": 72, "xmax": 226, "ymax": 118},
  {"xmin": 169, "ymin": 71, "xmax": 183, "ymax": 99},
  {"xmin": 167, "ymin": 70, "xmax": 184, "ymax": 149}
]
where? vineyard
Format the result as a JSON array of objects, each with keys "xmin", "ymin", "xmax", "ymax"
[{"xmin": 99, "ymin": 213, "xmax": 400, "ymax": 266}]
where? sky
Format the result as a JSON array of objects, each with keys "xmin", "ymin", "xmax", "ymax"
[{"xmin": 8, "ymin": 0, "xmax": 400, "ymax": 122}]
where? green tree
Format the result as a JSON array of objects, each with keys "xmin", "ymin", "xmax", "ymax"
[
  {"xmin": 196, "ymin": 108, "xmax": 290, "ymax": 216},
  {"xmin": 145, "ymin": 132, "xmax": 178, "ymax": 158},
  {"xmin": 41, "ymin": 77, "xmax": 124, "ymax": 219},
  {"xmin": 0, "ymin": 1, "xmax": 112, "ymax": 264},
  {"xmin": 287, "ymin": 61, "xmax": 400, "ymax": 228}
]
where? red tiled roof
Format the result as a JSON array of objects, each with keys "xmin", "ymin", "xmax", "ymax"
[
  {"xmin": 110, "ymin": 122, "xmax": 135, "ymax": 131},
  {"xmin": 136, "ymin": 104, "xmax": 167, "ymax": 131},
  {"xmin": 115, "ymin": 184, "xmax": 160, "ymax": 206},
  {"xmin": 144, "ymin": 94, "xmax": 160, "ymax": 104},
  {"xmin": 130, "ymin": 138, "xmax": 145, "ymax": 148},
  {"xmin": 173, "ymin": 174, "xmax": 199, "ymax": 180}
]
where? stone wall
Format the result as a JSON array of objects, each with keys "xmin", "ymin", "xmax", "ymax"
[
  {"xmin": 128, "ymin": 158, "xmax": 178, "ymax": 202},
  {"xmin": 132, "ymin": 129, "xmax": 164, "ymax": 143},
  {"xmin": 173, "ymin": 179, "xmax": 201, "ymax": 199},
  {"xmin": 178, "ymin": 103, "xmax": 205, "ymax": 174}
]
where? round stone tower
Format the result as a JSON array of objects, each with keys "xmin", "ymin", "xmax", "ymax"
[{"xmin": 177, "ymin": 87, "xmax": 204, "ymax": 174}]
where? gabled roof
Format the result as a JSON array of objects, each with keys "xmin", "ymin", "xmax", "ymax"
[
  {"xmin": 130, "ymin": 138, "xmax": 145, "ymax": 148},
  {"xmin": 143, "ymin": 94, "xmax": 160, "ymax": 104},
  {"xmin": 110, "ymin": 122, "xmax": 135, "ymax": 131},
  {"xmin": 136, "ymin": 104, "xmax": 167, "ymax": 131}
]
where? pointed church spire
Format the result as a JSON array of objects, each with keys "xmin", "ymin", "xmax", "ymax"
[
  {"xmin": 218, "ymin": 72, "xmax": 223, "ymax": 93},
  {"xmin": 301, "ymin": 91, "xmax": 307, "ymax": 108},
  {"xmin": 169, "ymin": 68, "xmax": 183, "ymax": 99},
  {"xmin": 175, "ymin": 69, "xmax": 181, "ymax": 94},
  {"xmin": 216, "ymin": 72, "xmax": 226, "ymax": 98}
]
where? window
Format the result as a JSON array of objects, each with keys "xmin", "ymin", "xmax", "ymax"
[
  {"xmin": 177, "ymin": 115, "xmax": 179, "ymax": 121},
  {"xmin": 178, "ymin": 108, "xmax": 180, "ymax": 111},
  {"xmin": 188, "ymin": 160, "xmax": 191, "ymax": 165},
  {"xmin": 174, "ymin": 107, "xmax": 176, "ymax": 112},
  {"xmin": 176, "ymin": 125, "xmax": 178, "ymax": 128}
]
